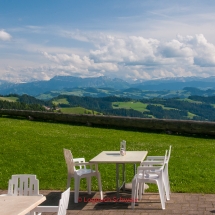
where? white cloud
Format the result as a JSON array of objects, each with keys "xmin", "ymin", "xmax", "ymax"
[
  {"xmin": 178, "ymin": 34, "xmax": 215, "ymax": 67},
  {"xmin": 41, "ymin": 52, "xmax": 118, "ymax": 78},
  {"xmin": 0, "ymin": 30, "xmax": 11, "ymax": 41},
  {"xmin": 1, "ymin": 30, "xmax": 215, "ymax": 82}
]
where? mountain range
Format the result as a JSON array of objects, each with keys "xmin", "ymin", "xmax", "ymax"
[{"xmin": 0, "ymin": 75, "xmax": 215, "ymax": 97}]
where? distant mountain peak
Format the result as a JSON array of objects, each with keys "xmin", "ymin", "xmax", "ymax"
[{"xmin": 0, "ymin": 75, "xmax": 215, "ymax": 96}]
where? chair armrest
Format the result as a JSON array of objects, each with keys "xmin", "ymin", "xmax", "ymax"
[
  {"xmin": 74, "ymin": 162, "xmax": 98, "ymax": 172},
  {"xmin": 74, "ymin": 162, "xmax": 92, "ymax": 166},
  {"xmin": 141, "ymin": 161, "xmax": 164, "ymax": 166},
  {"xmin": 137, "ymin": 165, "xmax": 163, "ymax": 172},
  {"xmin": 74, "ymin": 162, "xmax": 95, "ymax": 168},
  {"xmin": 146, "ymin": 156, "xmax": 165, "ymax": 160},
  {"xmin": 31, "ymin": 206, "xmax": 58, "ymax": 213}
]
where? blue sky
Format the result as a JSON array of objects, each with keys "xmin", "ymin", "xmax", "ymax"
[{"xmin": 1, "ymin": 0, "xmax": 215, "ymax": 83}]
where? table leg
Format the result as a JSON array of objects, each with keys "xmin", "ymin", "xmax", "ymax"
[
  {"xmin": 134, "ymin": 163, "xmax": 136, "ymax": 175},
  {"xmin": 122, "ymin": 163, "xmax": 125, "ymax": 192},
  {"xmin": 116, "ymin": 163, "xmax": 119, "ymax": 198},
  {"xmin": 116, "ymin": 163, "xmax": 126, "ymax": 198}
]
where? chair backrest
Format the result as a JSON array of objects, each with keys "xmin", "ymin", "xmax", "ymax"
[
  {"xmin": 139, "ymin": 151, "xmax": 167, "ymax": 177},
  {"xmin": 166, "ymin": 145, "xmax": 172, "ymax": 163},
  {"xmin": 8, "ymin": 174, "xmax": 40, "ymax": 196},
  {"xmin": 63, "ymin": 149, "xmax": 87, "ymax": 177},
  {"xmin": 57, "ymin": 187, "xmax": 70, "ymax": 215},
  {"xmin": 64, "ymin": 148, "xmax": 76, "ymax": 177}
]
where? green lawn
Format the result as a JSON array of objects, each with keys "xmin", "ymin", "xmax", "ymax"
[{"xmin": 0, "ymin": 116, "xmax": 215, "ymax": 193}]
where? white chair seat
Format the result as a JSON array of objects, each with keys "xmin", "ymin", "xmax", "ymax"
[{"xmin": 76, "ymin": 169, "xmax": 95, "ymax": 176}]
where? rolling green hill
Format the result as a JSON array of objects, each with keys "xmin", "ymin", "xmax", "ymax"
[
  {"xmin": 36, "ymin": 87, "xmax": 215, "ymax": 100},
  {"xmin": 1, "ymin": 92, "xmax": 215, "ymax": 121},
  {"xmin": 1, "ymin": 117, "xmax": 215, "ymax": 193}
]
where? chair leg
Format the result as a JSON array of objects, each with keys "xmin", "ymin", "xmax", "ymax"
[
  {"xmin": 166, "ymin": 173, "xmax": 171, "ymax": 197},
  {"xmin": 87, "ymin": 177, "xmax": 91, "ymax": 194},
  {"xmin": 138, "ymin": 182, "xmax": 143, "ymax": 200},
  {"xmin": 67, "ymin": 176, "xmax": 71, "ymax": 189},
  {"xmin": 157, "ymin": 179, "xmax": 165, "ymax": 210},
  {"xmin": 163, "ymin": 171, "xmax": 170, "ymax": 200},
  {"xmin": 131, "ymin": 177, "xmax": 137, "ymax": 209},
  {"xmin": 74, "ymin": 178, "xmax": 80, "ymax": 203},
  {"xmin": 97, "ymin": 172, "xmax": 103, "ymax": 200}
]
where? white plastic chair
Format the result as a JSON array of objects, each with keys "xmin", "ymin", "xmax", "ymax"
[
  {"xmin": 1, "ymin": 174, "xmax": 42, "ymax": 196},
  {"xmin": 30, "ymin": 187, "xmax": 70, "ymax": 215},
  {"xmin": 63, "ymin": 148, "xmax": 103, "ymax": 203},
  {"xmin": 131, "ymin": 161, "xmax": 167, "ymax": 210},
  {"xmin": 0, "ymin": 175, "xmax": 43, "ymax": 215},
  {"xmin": 145, "ymin": 146, "xmax": 171, "ymax": 199}
]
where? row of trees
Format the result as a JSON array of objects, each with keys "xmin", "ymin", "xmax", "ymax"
[
  {"xmin": 146, "ymin": 105, "xmax": 188, "ymax": 119},
  {"xmin": 0, "ymin": 100, "xmax": 47, "ymax": 111}
]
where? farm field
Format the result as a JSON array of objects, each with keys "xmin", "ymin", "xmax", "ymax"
[
  {"xmin": 52, "ymin": 98, "xmax": 69, "ymax": 105},
  {"xmin": 0, "ymin": 116, "xmax": 215, "ymax": 194},
  {"xmin": 112, "ymin": 101, "xmax": 149, "ymax": 112},
  {"xmin": 0, "ymin": 96, "xmax": 18, "ymax": 102},
  {"xmin": 59, "ymin": 107, "xmax": 101, "ymax": 115}
]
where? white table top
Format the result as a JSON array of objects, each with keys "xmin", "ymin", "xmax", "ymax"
[
  {"xmin": 90, "ymin": 151, "xmax": 148, "ymax": 163},
  {"xmin": 0, "ymin": 195, "xmax": 46, "ymax": 215}
]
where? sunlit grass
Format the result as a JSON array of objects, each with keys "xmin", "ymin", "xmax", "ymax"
[
  {"xmin": 52, "ymin": 98, "xmax": 69, "ymax": 105},
  {"xmin": 59, "ymin": 107, "xmax": 101, "ymax": 115},
  {"xmin": 0, "ymin": 116, "xmax": 215, "ymax": 193},
  {"xmin": 112, "ymin": 101, "xmax": 148, "ymax": 112},
  {"xmin": 187, "ymin": 112, "xmax": 196, "ymax": 119},
  {"xmin": 0, "ymin": 96, "xmax": 18, "ymax": 102}
]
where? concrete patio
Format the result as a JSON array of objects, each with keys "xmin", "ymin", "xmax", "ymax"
[{"xmin": 1, "ymin": 190, "xmax": 215, "ymax": 215}]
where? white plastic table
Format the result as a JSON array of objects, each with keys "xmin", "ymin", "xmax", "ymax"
[
  {"xmin": 90, "ymin": 151, "xmax": 148, "ymax": 198},
  {"xmin": 0, "ymin": 195, "xmax": 46, "ymax": 215}
]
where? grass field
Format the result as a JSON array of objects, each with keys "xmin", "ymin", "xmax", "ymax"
[
  {"xmin": 52, "ymin": 98, "xmax": 69, "ymax": 105},
  {"xmin": 112, "ymin": 101, "xmax": 149, "ymax": 112},
  {"xmin": 59, "ymin": 107, "xmax": 101, "ymax": 115},
  {"xmin": 178, "ymin": 98, "xmax": 202, "ymax": 104},
  {"xmin": 0, "ymin": 116, "xmax": 215, "ymax": 193},
  {"xmin": 112, "ymin": 101, "xmax": 181, "ymax": 112},
  {"xmin": 0, "ymin": 96, "xmax": 18, "ymax": 102}
]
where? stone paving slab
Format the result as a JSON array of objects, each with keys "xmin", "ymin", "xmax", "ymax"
[{"xmin": 1, "ymin": 190, "xmax": 215, "ymax": 214}]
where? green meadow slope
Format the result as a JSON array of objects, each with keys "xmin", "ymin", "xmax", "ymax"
[{"xmin": 0, "ymin": 116, "xmax": 215, "ymax": 193}]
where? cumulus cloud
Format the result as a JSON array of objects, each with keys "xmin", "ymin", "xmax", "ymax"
[
  {"xmin": 2, "ymin": 31, "xmax": 215, "ymax": 82},
  {"xmin": 38, "ymin": 33, "xmax": 215, "ymax": 81},
  {"xmin": 0, "ymin": 30, "xmax": 12, "ymax": 41},
  {"xmin": 176, "ymin": 34, "xmax": 215, "ymax": 67},
  {"xmin": 42, "ymin": 52, "xmax": 118, "ymax": 77}
]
